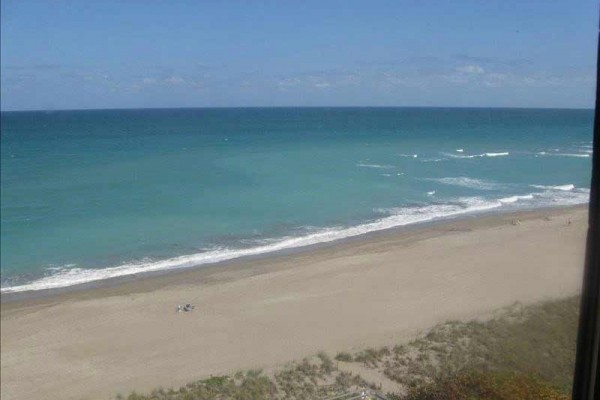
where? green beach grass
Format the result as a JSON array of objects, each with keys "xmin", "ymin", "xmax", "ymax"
[{"xmin": 115, "ymin": 296, "xmax": 579, "ymax": 400}]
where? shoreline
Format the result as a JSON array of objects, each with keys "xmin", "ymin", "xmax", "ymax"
[
  {"xmin": 0, "ymin": 204, "xmax": 587, "ymax": 304},
  {"xmin": 1, "ymin": 205, "xmax": 588, "ymax": 400}
]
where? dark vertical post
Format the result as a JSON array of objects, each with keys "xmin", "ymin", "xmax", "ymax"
[{"xmin": 572, "ymin": 17, "xmax": 600, "ymax": 400}]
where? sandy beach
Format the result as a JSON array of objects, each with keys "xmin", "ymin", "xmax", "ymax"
[{"xmin": 0, "ymin": 206, "xmax": 588, "ymax": 400}]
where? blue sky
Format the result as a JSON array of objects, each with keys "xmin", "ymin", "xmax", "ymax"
[{"xmin": 1, "ymin": 1, "xmax": 597, "ymax": 111}]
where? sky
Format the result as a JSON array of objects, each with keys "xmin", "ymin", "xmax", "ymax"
[{"xmin": 1, "ymin": 0, "xmax": 597, "ymax": 111}]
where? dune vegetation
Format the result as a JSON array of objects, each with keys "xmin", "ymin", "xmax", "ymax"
[{"xmin": 116, "ymin": 296, "xmax": 579, "ymax": 400}]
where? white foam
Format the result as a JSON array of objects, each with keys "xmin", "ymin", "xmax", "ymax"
[
  {"xmin": 537, "ymin": 152, "xmax": 590, "ymax": 158},
  {"xmin": 443, "ymin": 152, "xmax": 479, "ymax": 159},
  {"xmin": 532, "ymin": 187, "xmax": 590, "ymax": 205},
  {"xmin": 443, "ymin": 151, "xmax": 509, "ymax": 159},
  {"xmin": 556, "ymin": 153, "xmax": 590, "ymax": 158},
  {"xmin": 499, "ymin": 194, "xmax": 534, "ymax": 204},
  {"xmin": 375, "ymin": 198, "xmax": 504, "ymax": 227},
  {"xmin": 427, "ymin": 191, "xmax": 436, "ymax": 196},
  {"xmin": 356, "ymin": 163, "xmax": 395, "ymax": 169},
  {"xmin": 576, "ymin": 143, "xmax": 593, "ymax": 152},
  {"xmin": 496, "ymin": 187, "xmax": 588, "ymax": 208},
  {"xmin": 530, "ymin": 184, "xmax": 575, "ymax": 191},
  {"xmin": 426, "ymin": 177, "xmax": 503, "ymax": 190},
  {"xmin": 3, "ymin": 186, "xmax": 590, "ymax": 294},
  {"xmin": 1, "ymin": 198, "xmax": 502, "ymax": 293},
  {"xmin": 456, "ymin": 149, "xmax": 464, "ymax": 153}
]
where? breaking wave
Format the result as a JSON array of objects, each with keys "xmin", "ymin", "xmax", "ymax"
[
  {"xmin": 357, "ymin": 163, "xmax": 396, "ymax": 169},
  {"xmin": 537, "ymin": 152, "xmax": 590, "ymax": 158},
  {"xmin": 2, "ymin": 185, "xmax": 589, "ymax": 294},
  {"xmin": 530, "ymin": 184, "xmax": 575, "ymax": 191},
  {"xmin": 425, "ymin": 177, "xmax": 504, "ymax": 190},
  {"xmin": 443, "ymin": 151, "xmax": 509, "ymax": 159}
]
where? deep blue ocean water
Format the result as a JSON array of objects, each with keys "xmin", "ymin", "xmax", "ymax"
[{"xmin": 0, "ymin": 108, "xmax": 593, "ymax": 292}]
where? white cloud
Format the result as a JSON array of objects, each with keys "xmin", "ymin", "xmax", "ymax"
[
  {"xmin": 276, "ymin": 77, "xmax": 302, "ymax": 89},
  {"xmin": 126, "ymin": 75, "xmax": 202, "ymax": 92},
  {"xmin": 441, "ymin": 74, "xmax": 470, "ymax": 84},
  {"xmin": 338, "ymin": 74, "xmax": 361, "ymax": 85},
  {"xmin": 276, "ymin": 75, "xmax": 336, "ymax": 90},
  {"xmin": 381, "ymin": 72, "xmax": 428, "ymax": 88},
  {"xmin": 482, "ymin": 72, "xmax": 507, "ymax": 87},
  {"xmin": 456, "ymin": 65, "xmax": 485, "ymax": 74},
  {"xmin": 272, "ymin": 71, "xmax": 363, "ymax": 91},
  {"xmin": 164, "ymin": 76, "xmax": 185, "ymax": 86}
]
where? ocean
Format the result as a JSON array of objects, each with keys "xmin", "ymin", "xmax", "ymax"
[{"xmin": 0, "ymin": 107, "xmax": 593, "ymax": 293}]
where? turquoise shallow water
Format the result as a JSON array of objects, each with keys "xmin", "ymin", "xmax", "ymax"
[{"xmin": 0, "ymin": 108, "xmax": 593, "ymax": 292}]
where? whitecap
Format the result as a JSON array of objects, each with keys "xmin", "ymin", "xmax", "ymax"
[
  {"xmin": 356, "ymin": 163, "xmax": 395, "ymax": 169},
  {"xmin": 536, "ymin": 152, "xmax": 590, "ymax": 158},
  {"xmin": 442, "ymin": 152, "xmax": 479, "ymax": 159},
  {"xmin": 442, "ymin": 151, "xmax": 508, "ymax": 159},
  {"xmin": 555, "ymin": 153, "xmax": 590, "ymax": 158},
  {"xmin": 499, "ymin": 194, "xmax": 534, "ymax": 204},
  {"xmin": 531, "ymin": 187, "xmax": 590, "ymax": 205},
  {"xmin": 424, "ymin": 176, "xmax": 503, "ymax": 190},
  {"xmin": 530, "ymin": 184, "xmax": 575, "ymax": 191}
]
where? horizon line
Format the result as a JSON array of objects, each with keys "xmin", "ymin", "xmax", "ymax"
[{"xmin": 1, "ymin": 105, "xmax": 594, "ymax": 113}]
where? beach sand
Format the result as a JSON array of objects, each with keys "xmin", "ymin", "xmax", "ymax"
[{"xmin": 0, "ymin": 206, "xmax": 588, "ymax": 400}]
